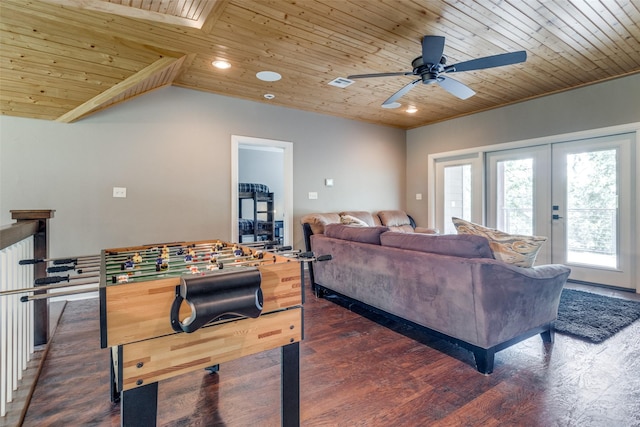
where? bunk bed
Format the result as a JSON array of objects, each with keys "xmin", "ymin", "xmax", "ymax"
[{"xmin": 238, "ymin": 183, "xmax": 275, "ymax": 242}]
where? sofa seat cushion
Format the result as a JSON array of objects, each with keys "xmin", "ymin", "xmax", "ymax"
[
  {"xmin": 339, "ymin": 211, "xmax": 380, "ymax": 226},
  {"xmin": 452, "ymin": 217, "xmax": 547, "ymax": 268},
  {"xmin": 325, "ymin": 223, "xmax": 389, "ymax": 245},
  {"xmin": 300, "ymin": 213, "xmax": 341, "ymax": 235},
  {"xmin": 380, "ymin": 231, "xmax": 494, "ymax": 259}
]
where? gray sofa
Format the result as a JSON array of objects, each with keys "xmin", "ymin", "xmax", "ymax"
[{"xmin": 301, "ymin": 213, "xmax": 571, "ymax": 374}]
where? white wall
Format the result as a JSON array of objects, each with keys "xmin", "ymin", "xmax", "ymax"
[
  {"xmin": 406, "ymin": 74, "xmax": 640, "ymax": 226},
  {"xmin": 0, "ymin": 86, "xmax": 406, "ymax": 256}
]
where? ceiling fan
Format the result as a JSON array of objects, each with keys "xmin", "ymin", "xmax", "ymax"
[{"xmin": 348, "ymin": 35, "xmax": 527, "ymax": 107}]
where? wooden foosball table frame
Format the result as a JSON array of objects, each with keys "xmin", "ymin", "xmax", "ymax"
[{"xmin": 99, "ymin": 240, "xmax": 304, "ymax": 426}]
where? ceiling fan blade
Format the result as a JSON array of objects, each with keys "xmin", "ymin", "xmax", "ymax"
[
  {"xmin": 382, "ymin": 79, "xmax": 421, "ymax": 106},
  {"xmin": 348, "ymin": 71, "xmax": 412, "ymax": 79},
  {"xmin": 437, "ymin": 75, "xmax": 475, "ymax": 100},
  {"xmin": 422, "ymin": 35, "xmax": 446, "ymax": 65},
  {"xmin": 448, "ymin": 51, "xmax": 527, "ymax": 73}
]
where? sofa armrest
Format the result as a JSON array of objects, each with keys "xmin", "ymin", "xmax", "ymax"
[{"xmin": 470, "ymin": 260, "xmax": 571, "ymax": 348}]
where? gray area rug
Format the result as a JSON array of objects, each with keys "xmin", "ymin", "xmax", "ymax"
[{"xmin": 554, "ymin": 288, "xmax": 640, "ymax": 343}]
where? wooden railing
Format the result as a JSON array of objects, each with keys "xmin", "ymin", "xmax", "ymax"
[{"xmin": 0, "ymin": 210, "xmax": 54, "ymax": 418}]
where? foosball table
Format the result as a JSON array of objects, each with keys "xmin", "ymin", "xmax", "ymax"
[{"xmin": 99, "ymin": 239, "xmax": 315, "ymax": 426}]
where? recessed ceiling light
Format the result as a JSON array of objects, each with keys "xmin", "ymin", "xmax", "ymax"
[
  {"xmin": 256, "ymin": 71, "xmax": 282, "ymax": 82},
  {"xmin": 381, "ymin": 102, "xmax": 401, "ymax": 109},
  {"xmin": 406, "ymin": 106, "xmax": 418, "ymax": 113},
  {"xmin": 264, "ymin": 93, "xmax": 275, "ymax": 100},
  {"xmin": 212, "ymin": 60, "xmax": 231, "ymax": 69}
]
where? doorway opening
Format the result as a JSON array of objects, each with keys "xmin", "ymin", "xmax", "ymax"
[{"xmin": 231, "ymin": 136, "xmax": 293, "ymax": 246}]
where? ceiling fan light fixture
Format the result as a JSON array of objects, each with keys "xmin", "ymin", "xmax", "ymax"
[
  {"xmin": 381, "ymin": 102, "xmax": 401, "ymax": 109},
  {"xmin": 212, "ymin": 60, "xmax": 231, "ymax": 69},
  {"xmin": 256, "ymin": 71, "xmax": 282, "ymax": 82}
]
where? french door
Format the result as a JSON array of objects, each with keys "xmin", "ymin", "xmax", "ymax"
[{"xmin": 486, "ymin": 133, "xmax": 635, "ymax": 289}]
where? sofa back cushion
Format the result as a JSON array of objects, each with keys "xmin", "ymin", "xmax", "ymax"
[
  {"xmin": 325, "ymin": 223, "xmax": 389, "ymax": 245},
  {"xmin": 339, "ymin": 211, "xmax": 380, "ymax": 226},
  {"xmin": 300, "ymin": 213, "xmax": 341, "ymax": 235},
  {"xmin": 377, "ymin": 210, "xmax": 416, "ymax": 233},
  {"xmin": 377, "ymin": 210, "xmax": 411, "ymax": 227},
  {"xmin": 380, "ymin": 231, "xmax": 494, "ymax": 259}
]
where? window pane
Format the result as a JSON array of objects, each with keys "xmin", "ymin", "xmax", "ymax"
[
  {"xmin": 497, "ymin": 159, "xmax": 533, "ymax": 235},
  {"xmin": 444, "ymin": 164, "xmax": 471, "ymax": 234},
  {"xmin": 566, "ymin": 150, "xmax": 617, "ymax": 268}
]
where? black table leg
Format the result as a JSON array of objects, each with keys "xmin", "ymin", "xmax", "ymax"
[
  {"xmin": 121, "ymin": 382, "xmax": 158, "ymax": 427},
  {"xmin": 281, "ymin": 342, "xmax": 300, "ymax": 427}
]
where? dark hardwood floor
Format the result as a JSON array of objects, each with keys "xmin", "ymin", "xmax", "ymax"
[{"xmin": 19, "ymin": 282, "xmax": 640, "ymax": 427}]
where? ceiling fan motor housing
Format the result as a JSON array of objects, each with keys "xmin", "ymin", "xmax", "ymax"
[{"xmin": 412, "ymin": 56, "xmax": 444, "ymax": 84}]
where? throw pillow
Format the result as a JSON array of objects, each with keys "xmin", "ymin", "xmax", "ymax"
[
  {"xmin": 451, "ymin": 217, "xmax": 547, "ymax": 268},
  {"xmin": 340, "ymin": 214, "xmax": 368, "ymax": 227}
]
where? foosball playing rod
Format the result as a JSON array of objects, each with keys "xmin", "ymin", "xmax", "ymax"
[
  {"xmin": 105, "ymin": 250, "xmax": 284, "ymax": 275},
  {"xmin": 46, "ymin": 265, "xmax": 100, "ymax": 274},
  {"xmin": 103, "ymin": 248, "xmax": 238, "ymax": 265},
  {"xmin": 35, "ymin": 273, "xmax": 100, "ymax": 285},
  {"xmin": 104, "ymin": 241, "xmax": 290, "ymax": 260},
  {"xmin": 104, "ymin": 241, "xmax": 234, "ymax": 259},
  {"xmin": 20, "ymin": 287, "xmax": 99, "ymax": 302},
  {"xmin": 109, "ymin": 257, "xmax": 277, "ymax": 283},
  {"xmin": 19, "ymin": 255, "xmax": 100, "ymax": 266},
  {"xmin": 0, "ymin": 278, "xmax": 100, "ymax": 296},
  {"xmin": 104, "ymin": 254, "xmax": 248, "ymax": 276}
]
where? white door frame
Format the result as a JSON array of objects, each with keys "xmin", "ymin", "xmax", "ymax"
[{"xmin": 231, "ymin": 135, "xmax": 294, "ymax": 245}]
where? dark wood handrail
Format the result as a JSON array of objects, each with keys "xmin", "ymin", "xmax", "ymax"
[{"xmin": 0, "ymin": 220, "xmax": 39, "ymax": 250}]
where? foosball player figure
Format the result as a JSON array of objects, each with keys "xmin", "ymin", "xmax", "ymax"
[
  {"xmin": 214, "ymin": 241, "xmax": 225, "ymax": 251},
  {"xmin": 185, "ymin": 248, "xmax": 196, "ymax": 262},
  {"xmin": 132, "ymin": 252, "xmax": 142, "ymax": 264},
  {"xmin": 122, "ymin": 258, "xmax": 134, "ymax": 270},
  {"xmin": 156, "ymin": 256, "xmax": 169, "ymax": 271},
  {"xmin": 233, "ymin": 245, "xmax": 243, "ymax": 257}
]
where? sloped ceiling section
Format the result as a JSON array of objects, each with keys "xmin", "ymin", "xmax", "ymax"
[{"xmin": 1, "ymin": 0, "xmax": 639, "ymax": 129}]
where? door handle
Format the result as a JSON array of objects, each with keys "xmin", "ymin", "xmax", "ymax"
[{"xmin": 552, "ymin": 214, "xmax": 563, "ymax": 220}]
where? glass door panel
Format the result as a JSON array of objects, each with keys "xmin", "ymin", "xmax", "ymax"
[
  {"xmin": 565, "ymin": 149, "xmax": 617, "ymax": 268},
  {"xmin": 496, "ymin": 158, "xmax": 534, "ymax": 235},
  {"xmin": 552, "ymin": 134, "xmax": 634, "ymax": 288},
  {"xmin": 486, "ymin": 145, "xmax": 551, "ymax": 265},
  {"xmin": 443, "ymin": 164, "xmax": 472, "ymax": 234},
  {"xmin": 434, "ymin": 154, "xmax": 482, "ymax": 235}
]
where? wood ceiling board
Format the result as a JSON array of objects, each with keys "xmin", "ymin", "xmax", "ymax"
[
  {"xmin": 57, "ymin": 55, "xmax": 182, "ymax": 122},
  {"xmin": 43, "ymin": 0, "xmax": 219, "ymax": 28},
  {"xmin": 2, "ymin": 0, "xmax": 639, "ymax": 128}
]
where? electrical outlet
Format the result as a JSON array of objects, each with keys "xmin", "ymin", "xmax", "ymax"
[
  {"xmin": 113, "ymin": 187, "xmax": 127, "ymax": 198},
  {"xmin": 308, "ymin": 192, "xmax": 318, "ymax": 200},
  {"xmin": 416, "ymin": 193, "xmax": 422, "ymax": 200}
]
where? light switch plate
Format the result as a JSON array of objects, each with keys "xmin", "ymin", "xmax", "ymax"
[
  {"xmin": 113, "ymin": 187, "xmax": 127, "ymax": 198},
  {"xmin": 308, "ymin": 192, "xmax": 318, "ymax": 200}
]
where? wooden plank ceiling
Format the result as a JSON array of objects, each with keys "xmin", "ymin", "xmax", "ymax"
[{"xmin": 1, "ymin": 0, "xmax": 639, "ymax": 129}]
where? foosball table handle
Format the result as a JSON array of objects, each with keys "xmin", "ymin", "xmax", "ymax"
[{"xmin": 170, "ymin": 268, "xmax": 264, "ymax": 333}]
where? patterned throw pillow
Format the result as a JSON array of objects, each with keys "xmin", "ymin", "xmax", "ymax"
[
  {"xmin": 340, "ymin": 214, "xmax": 368, "ymax": 227},
  {"xmin": 451, "ymin": 217, "xmax": 547, "ymax": 268}
]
